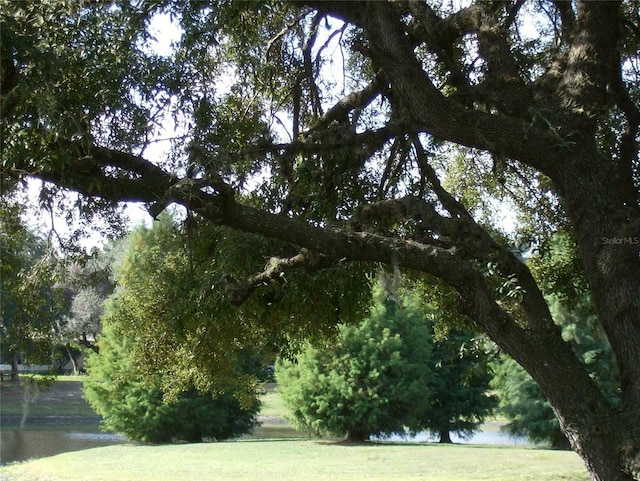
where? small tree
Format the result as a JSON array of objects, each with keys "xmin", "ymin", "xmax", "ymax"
[
  {"xmin": 83, "ymin": 216, "xmax": 265, "ymax": 443},
  {"xmin": 422, "ymin": 331, "xmax": 496, "ymax": 443},
  {"xmin": 277, "ymin": 284, "xmax": 495, "ymax": 442},
  {"xmin": 84, "ymin": 320, "xmax": 260, "ymax": 443}
]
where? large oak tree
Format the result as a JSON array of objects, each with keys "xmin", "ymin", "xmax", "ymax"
[{"xmin": 1, "ymin": 1, "xmax": 639, "ymax": 479}]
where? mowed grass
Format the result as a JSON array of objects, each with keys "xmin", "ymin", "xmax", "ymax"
[
  {"xmin": 1, "ymin": 440, "xmax": 589, "ymax": 481},
  {"xmin": 259, "ymin": 383, "xmax": 289, "ymax": 418}
]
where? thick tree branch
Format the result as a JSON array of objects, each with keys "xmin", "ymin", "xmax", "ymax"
[
  {"xmin": 406, "ymin": 1, "xmax": 529, "ymax": 115},
  {"xmin": 295, "ymin": 3, "xmax": 582, "ymax": 180},
  {"xmin": 354, "ymin": 191, "xmax": 556, "ymax": 334},
  {"xmin": 557, "ymin": 1, "xmax": 621, "ymax": 129},
  {"xmin": 553, "ymin": 0, "xmax": 577, "ymax": 45},
  {"xmin": 24, "ymin": 145, "xmax": 177, "ymax": 204},
  {"xmin": 307, "ymin": 76, "xmax": 382, "ymax": 133},
  {"xmin": 609, "ymin": 52, "xmax": 640, "ymax": 210},
  {"xmin": 324, "ymin": 1, "xmax": 569, "ymax": 177},
  {"xmin": 404, "ymin": 1, "xmax": 474, "ymax": 107}
]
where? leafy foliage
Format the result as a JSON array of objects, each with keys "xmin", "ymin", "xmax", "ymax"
[
  {"xmin": 83, "ymin": 321, "xmax": 259, "ymax": 443},
  {"xmin": 421, "ymin": 329, "xmax": 496, "ymax": 443},
  {"xmin": 83, "ymin": 213, "xmax": 271, "ymax": 442},
  {"xmin": 277, "ymin": 284, "xmax": 495, "ymax": 442},
  {"xmin": 100, "ymin": 212, "xmax": 371, "ymax": 402},
  {"xmin": 0, "ymin": 199, "xmax": 65, "ymax": 369}
]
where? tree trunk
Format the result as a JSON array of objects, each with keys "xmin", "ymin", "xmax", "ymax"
[
  {"xmin": 504, "ymin": 334, "xmax": 637, "ymax": 481},
  {"xmin": 505, "ymin": 341, "xmax": 636, "ymax": 481},
  {"xmin": 547, "ymin": 149, "xmax": 640, "ymax": 481},
  {"xmin": 454, "ymin": 264, "xmax": 638, "ymax": 481},
  {"xmin": 10, "ymin": 351, "xmax": 19, "ymax": 382},
  {"xmin": 438, "ymin": 428, "xmax": 452, "ymax": 444},
  {"xmin": 345, "ymin": 429, "xmax": 369, "ymax": 443},
  {"xmin": 535, "ymin": 358, "xmax": 636, "ymax": 481},
  {"xmin": 65, "ymin": 343, "xmax": 79, "ymax": 376}
]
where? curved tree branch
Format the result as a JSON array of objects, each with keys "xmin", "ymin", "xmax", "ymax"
[
  {"xmin": 307, "ymin": 76, "xmax": 382, "ymax": 133},
  {"xmin": 321, "ymin": 1, "xmax": 571, "ymax": 178}
]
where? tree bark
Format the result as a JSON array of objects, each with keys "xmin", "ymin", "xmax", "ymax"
[
  {"xmin": 10, "ymin": 351, "xmax": 19, "ymax": 382},
  {"xmin": 547, "ymin": 150, "xmax": 640, "ymax": 481},
  {"xmin": 438, "ymin": 428, "xmax": 452, "ymax": 444}
]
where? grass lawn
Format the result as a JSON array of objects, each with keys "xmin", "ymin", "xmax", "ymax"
[
  {"xmin": 259, "ymin": 383, "xmax": 289, "ymax": 418},
  {"xmin": 0, "ymin": 440, "xmax": 589, "ymax": 481}
]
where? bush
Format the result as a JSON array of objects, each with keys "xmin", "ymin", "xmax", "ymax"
[{"xmin": 84, "ymin": 322, "xmax": 260, "ymax": 443}]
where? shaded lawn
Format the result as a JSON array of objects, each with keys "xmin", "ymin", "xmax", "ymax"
[{"xmin": 1, "ymin": 440, "xmax": 589, "ymax": 481}]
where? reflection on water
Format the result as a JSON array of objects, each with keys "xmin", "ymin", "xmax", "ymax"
[
  {"xmin": 375, "ymin": 430, "xmax": 534, "ymax": 446},
  {"xmin": 0, "ymin": 427, "xmax": 124, "ymax": 465}
]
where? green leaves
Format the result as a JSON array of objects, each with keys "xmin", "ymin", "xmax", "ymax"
[
  {"xmin": 2, "ymin": 0, "xmax": 172, "ymax": 180},
  {"xmin": 528, "ymin": 230, "xmax": 590, "ymax": 306},
  {"xmin": 0, "ymin": 199, "xmax": 66, "ymax": 365},
  {"xmin": 84, "ymin": 320, "xmax": 260, "ymax": 443},
  {"xmin": 276, "ymin": 283, "xmax": 496, "ymax": 442}
]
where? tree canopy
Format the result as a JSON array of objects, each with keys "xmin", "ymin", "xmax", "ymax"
[
  {"xmin": 83, "ymin": 215, "xmax": 262, "ymax": 442},
  {"xmin": 2, "ymin": 2, "xmax": 639, "ymax": 480}
]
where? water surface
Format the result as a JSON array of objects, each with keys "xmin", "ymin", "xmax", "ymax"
[{"xmin": 0, "ymin": 425, "xmax": 124, "ymax": 465}]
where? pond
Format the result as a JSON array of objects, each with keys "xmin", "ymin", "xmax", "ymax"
[
  {"xmin": 0, "ymin": 425, "xmax": 125, "ymax": 465},
  {"xmin": 0, "ymin": 379, "xmax": 536, "ymax": 466}
]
